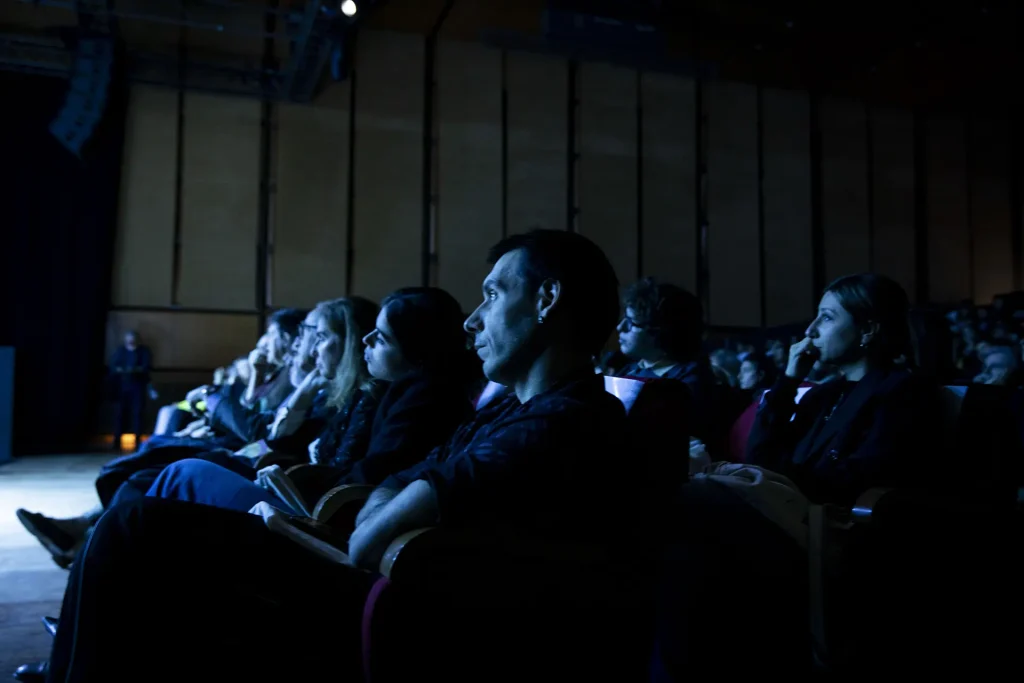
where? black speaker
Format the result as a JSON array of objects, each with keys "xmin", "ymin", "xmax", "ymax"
[{"xmin": 49, "ymin": 30, "xmax": 115, "ymax": 156}]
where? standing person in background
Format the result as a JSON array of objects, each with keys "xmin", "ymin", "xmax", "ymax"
[{"xmin": 110, "ymin": 331, "xmax": 157, "ymax": 451}]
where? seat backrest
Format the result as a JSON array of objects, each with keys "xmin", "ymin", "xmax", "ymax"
[
  {"xmin": 602, "ymin": 375, "xmax": 646, "ymax": 414},
  {"xmin": 947, "ymin": 384, "xmax": 1023, "ymax": 499},
  {"xmin": 604, "ymin": 376, "xmax": 693, "ymax": 497}
]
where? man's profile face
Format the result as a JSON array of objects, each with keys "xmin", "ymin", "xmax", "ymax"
[{"xmin": 465, "ymin": 249, "xmax": 540, "ymax": 385}]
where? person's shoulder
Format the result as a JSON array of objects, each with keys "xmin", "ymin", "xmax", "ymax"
[{"xmin": 521, "ymin": 375, "xmax": 626, "ymax": 424}]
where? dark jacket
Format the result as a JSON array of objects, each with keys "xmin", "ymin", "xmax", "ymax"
[
  {"xmin": 318, "ymin": 384, "xmax": 384, "ymax": 471},
  {"xmin": 300, "ymin": 372, "xmax": 474, "ymax": 501},
  {"xmin": 746, "ymin": 367, "xmax": 941, "ymax": 506},
  {"xmin": 205, "ymin": 386, "xmax": 334, "ymax": 453}
]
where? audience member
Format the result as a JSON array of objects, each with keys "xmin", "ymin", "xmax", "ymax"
[{"xmin": 746, "ymin": 273, "xmax": 941, "ymax": 505}]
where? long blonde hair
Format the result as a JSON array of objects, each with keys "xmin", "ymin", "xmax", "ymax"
[{"xmin": 316, "ymin": 297, "xmax": 378, "ymax": 409}]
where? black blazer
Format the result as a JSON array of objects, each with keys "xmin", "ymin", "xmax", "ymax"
[{"xmin": 746, "ymin": 367, "xmax": 941, "ymax": 506}]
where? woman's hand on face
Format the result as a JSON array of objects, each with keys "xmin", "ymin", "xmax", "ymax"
[{"xmin": 786, "ymin": 337, "xmax": 820, "ymax": 380}]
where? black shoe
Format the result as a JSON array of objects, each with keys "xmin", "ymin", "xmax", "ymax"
[
  {"xmin": 41, "ymin": 616, "xmax": 57, "ymax": 637},
  {"xmin": 12, "ymin": 661, "xmax": 47, "ymax": 682},
  {"xmin": 15, "ymin": 510, "xmax": 79, "ymax": 556}
]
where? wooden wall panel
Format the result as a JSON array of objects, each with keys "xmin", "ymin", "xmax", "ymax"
[
  {"xmin": 273, "ymin": 83, "xmax": 352, "ymax": 309},
  {"xmin": 762, "ymin": 88, "xmax": 814, "ymax": 325},
  {"xmin": 112, "ymin": 86, "xmax": 178, "ymax": 307},
  {"xmin": 641, "ymin": 72, "xmax": 697, "ymax": 292},
  {"xmin": 178, "ymin": 94, "xmax": 261, "ymax": 309},
  {"xmin": 707, "ymin": 81, "xmax": 760, "ymax": 326},
  {"xmin": 926, "ymin": 117, "xmax": 971, "ymax": 304},
  {"xmin": 820, "ymin": 98, "xmax": 870, "ymax": 282},
  {"xmin": 506, "ymin": 52, "xmax": 568, "ymax": 234},
  {"xmin": 970, "ymin": 117, "xmax": 1013, "ymax": 304},
  {"xmin": 105, "ymin": 312, "xmax": 260, "ymax": 370},
  {"xmin": 351, "ymin": 31, "xmax": 425, "ymax": 303},
  {"xmin": 871, "ymin": 108, "xmax": 916, "ymax": 301},
  {"xmin": 578, "ymin": 63, "xmax": 638, "ymax": 286},
  {"xmin": 436, "ymin": 41, "xmax": 503, "ymax": 312}
]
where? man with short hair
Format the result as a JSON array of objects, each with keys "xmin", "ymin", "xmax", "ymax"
[{"xmin": 28, "ymin": 230, "xmax": 638, "ymax": 683}]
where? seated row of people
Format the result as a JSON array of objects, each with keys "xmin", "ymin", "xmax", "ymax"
[
  {"xmin": 14, "ymin": 229, "xmax": 970, "ymax": 680},
  {"xmin": 17, "ymin": 291, "xmax": 479, "ymax": 565}
]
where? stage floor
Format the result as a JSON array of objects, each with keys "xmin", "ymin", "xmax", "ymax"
[{"xmin": 0, "ymin": 454, "xmax": 107, "ymax": 675}]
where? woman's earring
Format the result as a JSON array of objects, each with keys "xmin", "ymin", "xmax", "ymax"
[{"xmin": 537, "ymin": 316, "xmax": 545, "ymax": 324}]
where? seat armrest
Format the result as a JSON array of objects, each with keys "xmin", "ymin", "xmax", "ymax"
[
  {"xmin": 850, "ymin": 487, "xmax": 895, "ymax": 523},
  {"xmin": 313, "ymin": 484, "xmax": 375, "ymax": 523},
  {"xmin": 379, "ymin": 527, "xmax": 435, "ymax": 578}
]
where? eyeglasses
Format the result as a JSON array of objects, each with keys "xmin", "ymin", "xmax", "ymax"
[{"xmin": 299, "ymin": 323, "xmax": 317, "ymax": 335}]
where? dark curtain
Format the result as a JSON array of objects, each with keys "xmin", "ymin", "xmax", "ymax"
[{"xmin": 0, "ymin": 71, "xmax": 127, "ymax": 454}]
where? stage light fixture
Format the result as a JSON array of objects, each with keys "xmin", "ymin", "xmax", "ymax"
[{"xmin": 341, "ymin": 1, "xmax": 358, "ymax": 17}]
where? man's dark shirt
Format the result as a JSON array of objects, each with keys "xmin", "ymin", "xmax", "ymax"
[{"xmin": 382, "ymin": 373, "xmax": 628, "ymax": 540}]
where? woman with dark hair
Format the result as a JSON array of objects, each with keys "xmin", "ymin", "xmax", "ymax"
[
  {"xmin": 143, "ymin": 287, "xmax": 479, "ymax": 514},
  {"xmin": 746, "ymin": 273, "xmax": 941, "ymax": 506}
]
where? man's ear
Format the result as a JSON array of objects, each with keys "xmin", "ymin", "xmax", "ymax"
[{"xmin": 535, "ymin": 278, "xmax": 562, "ymax": 323}]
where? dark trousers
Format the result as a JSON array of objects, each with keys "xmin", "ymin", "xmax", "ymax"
[
  {"xmin": 113, "ymin": 386, "xmax": 145, "ymax": 445},
  {"xmin": 46, "ymin": 498, "xmax": 377, "ymax": 683}
]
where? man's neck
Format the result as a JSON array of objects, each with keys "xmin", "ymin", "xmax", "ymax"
[{"xmin": 513, "ymin": 347, "xmax": 592, "ymax": 404}]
